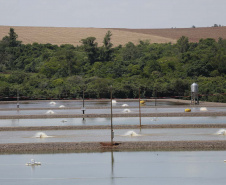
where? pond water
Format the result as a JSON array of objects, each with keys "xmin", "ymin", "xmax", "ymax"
[
  {"xmin": 0, "ymin": 151, "xmax": 226, "ymax": 185},
  {"xmin": 0, "ymin": 117, "xmax": 225, "ymax": 127},
  {"xmin": 1, "ymin": 128, "xmax": 226, "ymax": 144},
  {"xmin": 0, "ymin": 107, "xmax": 225, "ymax": 116},
  {"xmin": 0, "ymin": 100, "xmax": 187, "ymax": 109}
]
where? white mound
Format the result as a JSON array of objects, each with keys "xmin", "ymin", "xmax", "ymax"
[
  {"xmin": 123, "ymin": 109, "xmax": 131, "ymax": 113},
  {"xmin": 46, "ymin": 110, "xmax": 55, "ymax": 114},
  {"xmin": 122, "ymin": 104, "xmax": 129, "ymax": 107},
  {"xmin": 35, "ymin": 132, "xmax": 49, "ymax": 138},
  {"xmin": 124, "ymin": 131, "xmax": 140, "ymax": 137},
  {"xmin": 59, "ymin": 105, "xmax": 65, "ymax": 108},
  {"xmin": 216, "ymin": 129, "xmax": 226, "ymax": 135},
  {"xmin": 49, "ymin": 101, "xmax": 56, "ymax": 105},
  {"xmin": 150, "ymin": 117, "xmax": 158, "ymax": 121},
  {"xmin": 112, "ymin": 100, "xmax": 117, "ymax": 104},
  {"xmin": 200, "ymin": 107, "xmax": 208, "ymax": 111}
]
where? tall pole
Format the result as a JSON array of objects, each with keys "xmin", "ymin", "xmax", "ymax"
[
  {"xmin": 17, "ymin": 89, "xmax": 19, "ymax": 109},
  {"xmin": 155, "ymin": 88, "xmax": 157, "ymax": 106},
  {"xmin": 139, "ymin": 88, "xmax": 141, "ymax": 128},
  {"xmin": 110, "ymin": 85, "xmax": 113, "ymax": 145},
  {"xmin": 83, "ymin": 89, "xmax": 85, "ymax": 111},
  {"xmin": 82, "ymin": 88, "xmax": 85, "ymax": 121}
]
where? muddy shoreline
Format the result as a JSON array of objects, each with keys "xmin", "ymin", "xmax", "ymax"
[{"xmin": 1, "ymin": 140, "xmax": 226, "ymax": 153}]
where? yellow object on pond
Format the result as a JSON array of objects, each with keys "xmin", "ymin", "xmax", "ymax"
[
  {"xmin": 185, "ymin": 109, "xmax": 191, "ymax": 112},
  {"xmin": 140, "ymin": 100, "xmax": 145, "ymax": 104}
]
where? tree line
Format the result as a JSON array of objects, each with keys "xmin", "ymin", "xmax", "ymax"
[{"xmin": 0, "ymin": 28, "xmax": 225, "ymax": 102}]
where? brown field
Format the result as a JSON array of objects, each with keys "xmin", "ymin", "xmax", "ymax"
[
  {"xmin": 0, "ymin": 26, "xmax": 175, "ymax": 47},
  {"xmin": 115, "ymin": 27, "xmax": 226, "ymax": 43},
  {"xmin": 0, "ymin": 26, "xmax": 226, "ymax": 46}
]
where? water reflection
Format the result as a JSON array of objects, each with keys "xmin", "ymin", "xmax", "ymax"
[
  {"xmin": 111, "ymin": 151, "xmax": 115, "ymax": 185},
  {"xmin": 0, "ymin": 151, "xmax": 226, "ymax": 185}
]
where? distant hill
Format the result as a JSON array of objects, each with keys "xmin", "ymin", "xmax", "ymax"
[{"xmin": 1, "ymin": 26, "xmax": 226, "ymax": 46}]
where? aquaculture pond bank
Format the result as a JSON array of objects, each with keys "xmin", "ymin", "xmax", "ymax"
[{"xmin": 1, "ymin": 140, "xmax": 226, "ymax": 153}]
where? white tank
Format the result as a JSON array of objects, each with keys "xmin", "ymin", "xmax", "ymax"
[{"xmin": 191, "ymin": 83, "xmax": 198, "ymax": 93}]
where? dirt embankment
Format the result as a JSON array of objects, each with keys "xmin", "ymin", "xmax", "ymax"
[
  {"xmin": 1, "ymin": 124, "xmax": 226, "ymax": 131},
  {"xmin": 0, "ymin": 111, "xmax": 225, "ymax": 120},
  {"xmin": 1, "ymin": 140, "xmax": 226, "ymax": 153}
]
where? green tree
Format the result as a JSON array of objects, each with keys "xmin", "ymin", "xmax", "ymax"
[
  {"xmin": 177, "ymin": 36, "xmax": 189, "ymax": 53},
  {"xmin": 100, "ymin": 31, "xmax": 113, "ymax": 61},
  {"xmin": 81, "ymin": 37, "xmax": 98, "ymax": 64},
  {"xmin": 2, "ymin": 28, "xmax": 21, "ymax": 47},
  {"xmin": 122, "ymin": 42, "xmax": 140, "ymax": 61}
]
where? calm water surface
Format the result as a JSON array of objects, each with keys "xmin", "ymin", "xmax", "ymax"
[
  {"xmin": 0, "ymin": 100, "xmax": 187, "ymax": 109},
  {"xmin": 0, "ymin": 151, "xmax": 226, "ymax": 185},
  {"xmin": 0, "ymin": 107, "xmax": 226, "ymax": 116},
  {"xmin": 0, "ymin": 117, "xmax": 225, "ymax": 127},
  {"xmin": 1, "ymin": 128, "xmax": 226, "ymax": 144}
]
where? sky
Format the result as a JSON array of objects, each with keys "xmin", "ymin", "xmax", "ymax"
[{"xmin": 0, "ymin": 0, "xmax": 225, "ymax": 29}]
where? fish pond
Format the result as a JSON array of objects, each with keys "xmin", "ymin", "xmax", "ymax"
[{"xmin": 0, "ymin": 151, "xmax": 226, "ymax": 185}]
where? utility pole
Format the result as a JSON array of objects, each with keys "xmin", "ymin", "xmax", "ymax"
[
  {"xmin": 81, "ymin": 88, "xmax": 86, "ymax": 121},
  {"xmin": 83, "ymin": 88, "xmax": 85, "ymax": 112},
  {"xmin": 139, "ymin": 88, "xmax": 141, "ymax": 128},
  {"xmin": 17, "ymin": 89, "xmax": 19, "ymax": 109},
  {"xmin": 155, "ymin": 88, "xmax": 157, "ymax": 106},
  {"xmin": 110, "ymin": 85, "xmax": 114, "ymax": 145}
]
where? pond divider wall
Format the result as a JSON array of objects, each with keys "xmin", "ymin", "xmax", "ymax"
[
  {"xmin": 1, "ymin": 141, "xmax": 226, "ymax": 153},
  {"xmin": 0, "ymin": 112, "xmax": 226, "ymax": 119},
  {"xmin": 1, "ymin": 124, "xmax": 226, "ymax": 131}
]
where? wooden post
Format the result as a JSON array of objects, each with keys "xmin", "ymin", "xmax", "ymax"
[
  {"xmin": 82, "ymin": 88, "xmax": 85, "ymax": 121},
  {"xmin": 83, "ymin": 89, "xmax": 85, "ymax": 113},
  {"xmin": 17, "ymin": 89, "xmax": 19, "ymax": 109},
  {"xmin": 155, "ymin": 88, "xmax": 157, "ymax": 106},
  {"xmin": 110, "ymin": 85, "xmax": 113, "ymax": 144},
  {"xmin": 139, "ymin": 88, "xmax": 141, "ymax": 128}
]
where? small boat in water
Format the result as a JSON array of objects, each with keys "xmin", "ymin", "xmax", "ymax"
[{"xmin": 26, "ymin": 159, "xmax": 41, "ymax": 166}]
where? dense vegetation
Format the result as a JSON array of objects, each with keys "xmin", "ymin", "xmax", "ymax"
[{"xmin": 0, "ymin": 28, "xmax": 225, "ymax": 102}]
